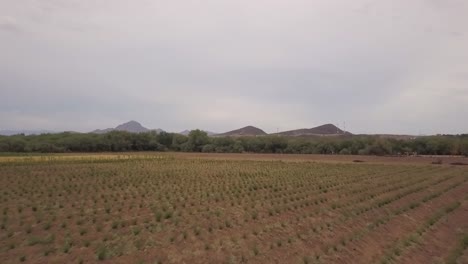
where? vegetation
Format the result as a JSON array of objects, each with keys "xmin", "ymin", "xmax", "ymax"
[
  {"xmin": 1, "ymin": 130, "xmax": 468, "ymax": 155},
  {"xmin": 0, "ymin": 154, "xmax": 467, "ymax": 263}
]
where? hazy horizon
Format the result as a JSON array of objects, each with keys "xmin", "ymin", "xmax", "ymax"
[
  {"xmin": 1, "ymin": 1, "xmax": 468, "ymax": 135},
  {"xmin": 0, "ymin": 119, "xmax": 462, "ymax": 136}
]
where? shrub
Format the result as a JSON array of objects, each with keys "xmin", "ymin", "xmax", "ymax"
[{"xmin": 96, "ymin": 246, "xmax": 108, "ymax": 261}]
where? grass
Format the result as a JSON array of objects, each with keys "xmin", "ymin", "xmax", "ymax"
[
  {"xmin": 96, "ymin": 246, "xmax": 108, "ymax": 261},
  {"xmin": 27, "ymin": 235, "xmax": 55, "ymax": 246}
]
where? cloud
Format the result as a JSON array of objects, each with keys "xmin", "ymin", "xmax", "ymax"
[
  {"xmin": 0, "ymin": 17, "xmax": 22, "ymax": 33},
  {"xmin": 0, "ymin": 0, "xmax": 467, "ymax": 134}
]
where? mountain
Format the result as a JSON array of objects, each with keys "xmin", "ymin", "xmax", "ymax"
[
  {"xmin": 91, "ymin": 128, "xmax": 114, "ymax": 134},
  {"xmin": 2, "ymin": 122, "xmax": 352, "ymax": 137},
  {"xmin": 91, "ymin": 121, "xmax": 162, "ymax": 134},
  {"xmin": 115, "ymin": 121, "xmax": 149, "ymax": 133},
  {"xmin": 179, "ymin": 130, "xmax": 216, "ymax": 136},
  {"xmin": 179, "ymin": 130, "xmax": 191, "ymax": 135},
  {"xmin": 216, "ymin": 126, "xmax": 267, "ymax": 137},
  {"xmin": 276, "ymin": 124, "xmax": 350, "ymax": 136}
]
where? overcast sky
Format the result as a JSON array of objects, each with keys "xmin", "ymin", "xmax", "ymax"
[{"xmin": 1, "ymin": 0, "xmax": 467, "ymax": 134}]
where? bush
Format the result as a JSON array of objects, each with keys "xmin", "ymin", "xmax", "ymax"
[
  {"xmin": 96, "ymin": 246, "xmax": 108, "ymax": 260},
  {"xmin": 339, "ymin": 148, "xmax": 351, "ymax": 155},
  {"xmin": 202, "ymin": 144, "xmax": 216, "ymax": 153}
]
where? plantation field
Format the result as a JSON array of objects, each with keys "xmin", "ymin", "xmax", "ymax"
[{"xmin": 0, "ymin": 153, "xmax": 468, "ymax": 264}]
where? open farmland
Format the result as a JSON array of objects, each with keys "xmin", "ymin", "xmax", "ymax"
[{"xmin": 0, "ymin": 154, "xmax": 468, "ymax": 264}]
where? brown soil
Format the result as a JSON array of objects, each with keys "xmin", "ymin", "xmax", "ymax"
[
  {"xmin": 318, "ymin": 178, "xmax": 468, "ymax": 263},
  {"xmin": 459, "ymin": 249, "xmax": 468, "ymax": 264},
  {"xmin": 169, "ymin": 152, "xmax": 468, "ymax": 166},
  {"xmin": 1, "ymin": 154, "xmax": 467, "ymax": 264},
  {"xmin": 399, "ymin": 198, "xmax": 468, "ymax": 264}
]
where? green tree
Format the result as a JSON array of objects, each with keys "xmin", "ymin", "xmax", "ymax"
[
  {"xmin": 8, "ymin": 138, "xmax": 27, "ymax": 152},
  {"xmin": 171, "ymin": 134, "xmax": 188, "ymax": 151},
  {"xmin": 459, "ymin": 140, "xmax": 468, "ymax": 156},
  {"xmin": 157, "ymin": 132, "xmax": 173, "ymax": 149},
  {"xmin": 186, "ymin": 130, "xmax": 210, "ymax": 152}
]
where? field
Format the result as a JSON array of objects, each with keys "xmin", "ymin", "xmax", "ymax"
[{"xmin": 1, "ymin": 153, "xmax": 468, "ymax": 264}]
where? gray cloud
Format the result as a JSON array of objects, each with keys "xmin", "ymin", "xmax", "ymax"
[
  {"xmin": 0, "ymin": 17, "xmax": 22, "ymax": 33},
  {"xmin": 1, "ymin": 0, "xmax": 468, "ymax": 134}
]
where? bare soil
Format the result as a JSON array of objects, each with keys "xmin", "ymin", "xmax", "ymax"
[
  {"xmin": 171, "ymin": 152, "xmax": 468, "ymax": 165},
  {"xmin": 0, "ymin": 153, "xmax": 467, "ymax": 264}
]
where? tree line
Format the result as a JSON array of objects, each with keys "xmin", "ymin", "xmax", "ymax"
[{"xmin": 1, "ymin": 130, "xmax": 468, "ymax": 156}]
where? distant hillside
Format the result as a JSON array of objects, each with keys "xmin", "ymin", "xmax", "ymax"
[
  {"xmin": 216, "ymin": 126, "xmax": 267, "ymax": 137},
  {"xmin": 115, "ymin": 121, "xmax": 149, "ymax": 133},
  {"xmin": 179, "ymin": 130, "xmax": 216, "ymax": 136},
  {"xmin": 179, "ymin": 130, "xmax": 191, "ymax": 136},
  {"xmin": 91, "ymin": 121, "xmax": 163, "ymax": 134},
  {"xmin": 0, "ymin": 130, "xmax": 56, "ymax": 136},
  {"xmin": 277, "ymin": 124, "xmax": 350, "ymax": 136}
]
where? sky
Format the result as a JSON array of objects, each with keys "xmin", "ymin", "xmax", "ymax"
[{"xmin": 1, "ymin": 0, "xmax": 468, "ymax": 135}]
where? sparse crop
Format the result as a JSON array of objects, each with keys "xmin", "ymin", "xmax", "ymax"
[{"xmin": 0, "ymin": 153, "xmax": 466, "ymax": 263}]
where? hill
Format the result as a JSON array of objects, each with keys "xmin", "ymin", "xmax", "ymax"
[
  {"xmin": 277, "ymin": 124, "xmax": 349, "ymax": 136},
  {"xmin": 216, "ymin": 126, "xmax": 267, "ymax": 137},
  {"xmin": 91, "ymin": 121, "xmax": 163, "ymax": 134},
  {"xmin": 179, "ymin": 130, "xmax": 216, "ymax": 136}
]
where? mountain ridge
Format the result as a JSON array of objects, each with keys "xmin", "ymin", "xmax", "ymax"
[
  {"xmin": 274, "ymin": 124, "xmax": 350, "ymax": 136},
  {"xmin": 2, "ymin": 121, "xmax": 354, "ymax": 137},
  {"xmin": 179, "ymin": 130, "xmax": 217, "ymax": 136},
  {"xmin": 216, "ymin": 126, "xmax": 267, "ymax": 137},
  {"xmin": 0, "ymin": 129, "xmax": 56, "ymax": 136},
  {"xmin": 91, "ymin": 121, "xmax": 163, "ymax": 134}
]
